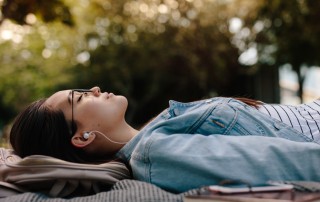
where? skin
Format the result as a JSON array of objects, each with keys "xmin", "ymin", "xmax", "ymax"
[{"xmin": 44, "ymin": 86, "xmax": 139, "ymax": 156}]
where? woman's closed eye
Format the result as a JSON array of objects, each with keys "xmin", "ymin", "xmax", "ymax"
[{"xmin": 77, "ymin": 92, "xmax": 88, "ymax": 102}]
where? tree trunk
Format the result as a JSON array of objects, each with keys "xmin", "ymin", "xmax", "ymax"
[{"xmin": 294, "ymin": 64, "xmax": 304, "ymax": 103}]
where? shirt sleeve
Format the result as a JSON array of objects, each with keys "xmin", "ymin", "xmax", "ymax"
[{"xmin": 145, "ymin": 133, "xmax": 320, "ymax": 193}]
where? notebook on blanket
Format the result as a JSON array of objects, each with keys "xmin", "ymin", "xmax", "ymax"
[{"xmin": 184, "ymin": 181, "xmax": 320, "ymax": 202}]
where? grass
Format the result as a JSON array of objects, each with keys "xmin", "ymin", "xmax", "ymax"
[{"xmin": 0, "ymin": 138, "xmax": 10, "ymax": 148}]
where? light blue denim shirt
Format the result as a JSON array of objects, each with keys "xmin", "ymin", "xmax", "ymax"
[{"xmin": 116, "ymin": 97, "xmax": 320, "ymax": 193}]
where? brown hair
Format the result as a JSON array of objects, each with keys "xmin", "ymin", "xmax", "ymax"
[
  {"xmin": 234, "ymin": 97, "xmax": 263, "ymax": 109},
  {"xmin": 10, "ymin": 99, "xmax": 101, "ymax": 163}
]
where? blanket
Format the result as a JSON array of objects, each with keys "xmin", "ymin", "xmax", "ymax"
[
  {"xmin": 2, "ymin": 179, "xmax": 320, "ymax": 202},
  {"xmin": 0, "ymin": 179, "xmax": 197, "ymax": 202}
]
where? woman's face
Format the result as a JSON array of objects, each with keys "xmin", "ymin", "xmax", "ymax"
[{"xmin": 45, "ymin": 87, "xmax": 128, "ymax": 134}]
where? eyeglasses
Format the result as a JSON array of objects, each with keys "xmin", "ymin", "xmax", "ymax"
[{"xmin": 70, "ymin": 89, "xmax": 92, "ymax": 136}]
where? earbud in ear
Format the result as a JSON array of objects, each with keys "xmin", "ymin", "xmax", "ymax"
[{"xmin": 83, "ymin": 132, "xmax": 90, "ymax": 140}]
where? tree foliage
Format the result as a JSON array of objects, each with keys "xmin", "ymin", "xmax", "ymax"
[
  {"xmin": 241, "ymin": 0, "xmax": 320, "ymax": 101},
  {"xmin": 1, "ymin": 0, "xmax": 73, "ymax": 26}
]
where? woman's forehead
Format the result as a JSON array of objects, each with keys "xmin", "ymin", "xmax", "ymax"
[{"xmin": 45, "ymin": 90, "xmax": 70, "ymax": 109}]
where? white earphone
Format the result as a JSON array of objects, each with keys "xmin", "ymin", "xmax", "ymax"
[
  {"xmin": 82, "ymin": 131, "xmax": 127, "ymax": 145},
  {"xmin": 83, "ymin": 132, "xmax": 90, "ymax": 140}
]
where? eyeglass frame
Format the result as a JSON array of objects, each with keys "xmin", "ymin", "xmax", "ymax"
[{"xmin": 70, "ymin": 89, "xmax": 93, "ymax": 136}]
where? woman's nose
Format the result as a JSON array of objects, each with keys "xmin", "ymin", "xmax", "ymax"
[{"xmin": 90, "ymin": 86, "xmax": 101, "ymax": 96}]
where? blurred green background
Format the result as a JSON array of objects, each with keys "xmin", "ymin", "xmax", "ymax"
[{"xmin": 1, "ymin": 0, "xmax": 320, "ymax": 146}]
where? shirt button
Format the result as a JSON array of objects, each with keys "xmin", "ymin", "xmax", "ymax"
[{"xmin": 273, "ymin": 122, "xmax": 281, "ymax": 130}]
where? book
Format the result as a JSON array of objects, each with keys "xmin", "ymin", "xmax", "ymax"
[
  {"xmin": 184, "ymin": 191, "xmax": 294, "ymax": 202},
  {"xmin": 184, "ymin": 184, "xmax": 320, "ymax": 202},
  {"xmin": 184, "ymin": 194, "xmax": 293, "ymax": 202}
]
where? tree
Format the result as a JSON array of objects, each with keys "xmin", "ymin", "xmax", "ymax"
[
  {"xmin": 1, "ymin": 0, "xmax": 73, "ymax": 26},
  {"xmin": 242, "ymin": 0, "xmax": 320, "ymax": 102}
]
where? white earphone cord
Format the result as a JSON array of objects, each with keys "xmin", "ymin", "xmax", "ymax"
[{"xmin": 85, "ymin": 131, "xmax": 127, "ymax": 145}]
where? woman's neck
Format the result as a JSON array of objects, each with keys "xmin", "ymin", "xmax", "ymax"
[{"xmin": 108, "ymin": 121, "xmax": 139, "ymax": 143}]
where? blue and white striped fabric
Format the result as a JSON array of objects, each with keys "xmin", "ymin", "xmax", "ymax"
[{"xmin": 258, "ymin": 99, "xmax": 320, "ymax": 143}]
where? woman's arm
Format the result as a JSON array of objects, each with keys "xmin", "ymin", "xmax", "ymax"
[{"xmin": 133, "ymin": 133, "xmax": 320, "ymax": 193}]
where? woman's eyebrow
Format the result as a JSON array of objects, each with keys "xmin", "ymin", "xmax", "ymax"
[{"xmin": 68, "ymin": 90, "xmax": 72, "ymax": 105}]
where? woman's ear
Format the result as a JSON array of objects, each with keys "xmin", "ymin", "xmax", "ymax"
[{"xmin": 71, "ymin": 132, "xmax": 95, "ymax": 148}]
